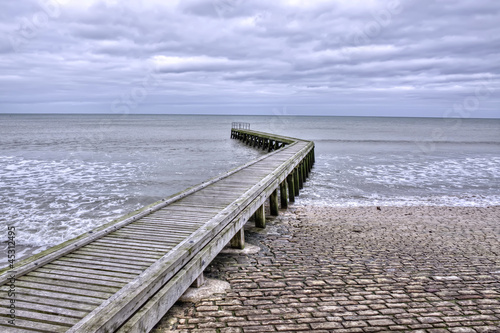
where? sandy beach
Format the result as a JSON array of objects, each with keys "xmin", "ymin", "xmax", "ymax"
[{"xmin": 154, "ymin": 205, "xmax": 500, "ymax": 332}]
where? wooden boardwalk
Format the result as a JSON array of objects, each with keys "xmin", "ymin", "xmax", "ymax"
[{"xmin": 0, "ymin": 125, "xmax": 314, "ymax": 333}]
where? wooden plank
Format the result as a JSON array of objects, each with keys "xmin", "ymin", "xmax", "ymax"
[
  {"xmin": 116, "ymin": 228, "xmax": 193, "ymax": 239},
  {"xmin": 102, "ymin": 234, "xmax": 181, "ymax": 249},
  {"xmin": 0, "ymin": 292, "xmax": 96, "ymax": 312},
  {"xmin": 27, "ymin": 270, "xmax": 125, "ymax": 288},
  {"xmin": 95, "ymin": 237, "xmax": 176, "ymax": 250},
  {"xmin": 50, "ymin": 259, "xmax": 145, "ymax": 275},
  {"xmin": 74, "ymin": 248, "xmax": 160, "ymax": 262},
  {"xmin": 37, "ymin": 267, "xmax": 131, "ymax": 285},
  {"xmin": 0, "ymin": 287, "xmax": 104, "ymax": 306},
  {"xmin": 0, "ymin": 318, "xmax": 69, "ymax": 333},
  {"xmin": 105, "ymin": 234, "xmax": 185, "ymax": 246},
  {"xmin": 110, "ymin": 229, "xmax": 188, "ymax": 239},
  {"xmin": 22, "ymin": 273, "xmax": 122, "ymax": 291},
  {"xmin": 132, "ymin": 218, "xmax": 203, "ymax": 226},
  {"xmin": 142, "ymin": 214, "xmax": 215, "ymax": 221},
  {"xmin": 133, "ymin": 219, "xmax": 203, "ymax": 226},
  {"xmin": 0, "ymin": 325, "xmax": 39, "ymax": 333},
  {"xmin": 0, "ymin": 308, "xmax": 80, "ymax": 326},
  {"xmin": 55, "ymin": 257, "xmax": 149, "ymax": 272},
  {"xmin": 65, "ymin": 253, "xmax": 152, "ymax": 269},
  {"xmin": 118, "ymin": 226, "xmax": 193, "ymax": 236},
  {"xmin": 82, "ymin": 244, "xmax": 165, "ymax": 258},
  {"xmin": 92, "ymin": 239, "xmax": 172, "ymax": 251},
  {"xmin": 87, "ymin": 240, "xmax": 170, "ymax": 254},
  {"xmin": 14, "ymin": 280, "xmax": 113, "ymax": 299},
  {"xmin": 42, "ymin": 264, "xmax": 137, "ymax": 281},
  {"xmin": 105, "ymin": 233, "xmax": 185, "ymax": 244},
  {"xmin": 163, "ymin": 205, "xmax": 222, "ymax": 213},
  {"xmin": 0, "ymin": 299, "xmax": 88, "ymax": 319}
]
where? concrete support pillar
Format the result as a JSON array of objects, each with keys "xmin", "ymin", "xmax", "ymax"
[
  {"xmin": 255, "ymin": 204, "xmax": 266, "ymax": 228},
  {"xmin": 230, "ymin": 228, "xmax": 245, "ymax": 249},
  {"xmin": 280, "ymin": 181, "xmax": 288, "ymax": 209},
  {"xmin": 270, "ymin": 188, "xmax": 279, "ymax": 216}
]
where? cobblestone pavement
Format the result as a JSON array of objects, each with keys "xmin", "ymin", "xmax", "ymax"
[{"xmin": 153, "ymin": 206, "xmax": 500, "ymax": 333}]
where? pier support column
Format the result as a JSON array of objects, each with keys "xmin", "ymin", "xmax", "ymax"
[
  {"xmin": 230, "ymin": 228, "xmax": 245, "ymax": 249},
  {"xmin": 305, "ymin": 157, "xmax": 310, "ymax": 178},
  {"xmin": 270, "ymin": 188, "xmax": 279, "ymax": 216},
  {"xmin": 255, "ymin": 204, "xmax": 266, "ymax": 228},
  {"xmin": 280, "ymin": 181, "xmax": 288, "ymax": 209},
  {"xmin": 298, "ymin": 164, "xmax": 304, "ymax": 189},
  {"xmin": 287, "ymin": 174, "xmax": 295, "ymax": 203},
  {"xmin": 294, "ymin": 168, "xmax": 300, "ymax": 196},
  {"xmin": 191, "ymin": 272, "xmax": 205, "ymax": 288},
  {"xmin": 300, "ymin": 162, "xmax": 305, "ymax": 184},
  {"xmin": 302, "ymin": 161, "xmax": 307, "ymax": 183}
]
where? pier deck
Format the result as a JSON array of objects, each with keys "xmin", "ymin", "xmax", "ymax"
[{"xmin": 0, "ymin": 126, "xmax": 314, "ymax": 333}]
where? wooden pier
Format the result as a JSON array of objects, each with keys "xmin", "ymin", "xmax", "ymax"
[{"xmin": 0, "ymin": 125, "xmax": 314, "ymax": 333}]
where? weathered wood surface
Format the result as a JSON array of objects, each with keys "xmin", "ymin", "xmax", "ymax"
[{"xmin": 0, "ymin": 128, "xmax": 314, "ymax": 332}]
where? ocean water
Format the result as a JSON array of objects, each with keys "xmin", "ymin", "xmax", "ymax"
[{"xmin": 1, "ymin": 114, "xmax": 499, "ymax": 260}]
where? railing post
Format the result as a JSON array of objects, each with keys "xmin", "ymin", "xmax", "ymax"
[
  {"xmin": 280, "ymin": 181, "xmax": 288, "ymax": 209},
  {"xmin": 287, "ymin": 174, "xmax": 295, "ymax": 203},
  {"xmin": 270, "ymin": 188, "xmax": 279, "ymax": 216},
  {"xmin": 255, "ymin": 204, "xmax": 266, "ymax": 228}
]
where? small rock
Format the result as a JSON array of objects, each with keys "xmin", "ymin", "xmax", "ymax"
[{"xmin": 433, "ymin": 276, "xmax": 461, "ymax": 281}]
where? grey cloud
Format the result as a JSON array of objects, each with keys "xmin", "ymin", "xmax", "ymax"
[{"xmin": 0, "ymin": 0, "xmax": 498, "ymax": 116}]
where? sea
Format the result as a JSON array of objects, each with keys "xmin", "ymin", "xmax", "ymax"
[{"xmin": 1, "ymin": 114, "xmax": 499, "ymax": 261}]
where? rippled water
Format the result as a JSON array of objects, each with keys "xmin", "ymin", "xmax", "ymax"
[
  {"xmin": 1, "ymin": 114, "xmax": 499, "ymax": 260},
  {"xmin": 0, "ymin": 114, "xmax": 264, "ymax": 257},
  {"xmin": 243, "ymin": 115, "xmax": 500, "ymax": 207}
]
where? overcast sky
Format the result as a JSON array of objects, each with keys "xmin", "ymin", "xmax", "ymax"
[{"xmin": 1, "ymin": 0, "xmax": 499, "ymax": 117}]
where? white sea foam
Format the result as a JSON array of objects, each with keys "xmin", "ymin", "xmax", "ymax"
[
  {"xmin": 0, "ymin": 155, "xmax": 148, "ymax": 247},
  {"xmin": 299, "ymin": 154, "xmax": 500, "ymax": 207}
]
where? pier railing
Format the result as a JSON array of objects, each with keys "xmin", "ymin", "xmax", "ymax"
[
  {"xmin": 231, "ymin": 122, "xmax": 250, "ymax": 130},
  {"xmin": 0, "ymin": 126, "xmax": 314, "ymax": 333}
]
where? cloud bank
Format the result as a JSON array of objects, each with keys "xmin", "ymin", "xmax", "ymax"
[{"xmin": 1, "ymin": 0, "xmax": 499, "ymax": 117}]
